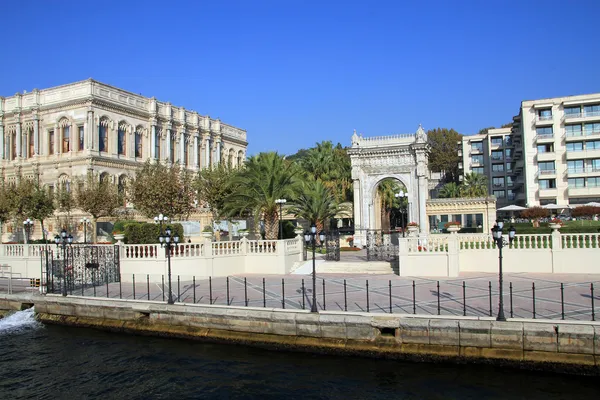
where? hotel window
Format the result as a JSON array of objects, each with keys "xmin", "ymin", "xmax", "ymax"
[
  {"xmin": 471, "ymin": 141, "xmax": 483, "ymax": 152},
  {"xmin": 507, "ymin": 190, "xmax": 516, "ymax": 200},
  {"xmin": 539, "ymin": 179, "xmax": 556, "ymax": 189},
  {"xmin": 49, "ymin": 130, "xmax": 55, "ymax": 155},
  {"xmin": 506, "ymin": 162, "xmax": 514, "ymax": 172},
  {"xmin": 505, "ymin": 148, "xmax": 513, "ymax": 160},
  {"xmin": 537, "ymin": 143, "xmax": 554, "ymax": 153},
  {"xmin": 565, "ymin": 124, "xmax": 582, "ymax": 137},
  {"xmin": 506, "ymin": 176, "xmax": 514, "ymax": 186},
  {"xmin": 492, "ymin": 177, "xmax": 504, "ymax": 188},
  {"xmin": 491, "ymin": 150, "xmax": 503, "ymax": 161},
  {"xmin": 588, "ymin": 177, "xmax": 600, "ymax": 187},
  {"xmin": 62, "ymin": 126, "xmax": 70, "ymax": 153},
  {"xmin": 564, "ymin": 106, "xmax": 581, "ymax": 117},
  {"xmin": 493, "ymin": 190, "xmax": 505, "ymax": 199},
  {"xmin": 538, "ymin": 109, "xmax": 552, "ymax": 120},
  {"xmin": 78, "ymin": 127, "xmax": 84, "ymax": 151},
  {"xmin": 567, "ymin": 160, "xmax": 584, "ymax": 173},
  {"xmin": 492, "ymin": 163, "xmax": 504, "ymax": 172},
  {"xmin": 118, "ymin": 127, "xmax": 126, "ymax": 156},
  {"xmin": 505, "ymin": 136, "xmax": 513, "ymax": 146},
  {"xmin": 538, "ymin": 161, "xmax": 555, "ymax": 173},
  {"xmin": 586, "ymin": 140, "xmax": 600, "ymax": 150},
  {"xmin": 584, "ymin": 104, "xmax": 600, "ymax": 116},
  {"xmin": 568, "ymin": 178, "xmax": 585, "ymax": 188},
  {"xmin": 491, "ymin": 137, "xmax": 503, "ymax": 147},
  {"xmin": 566, "ymin": 142, "xmax": 583, "ymax": 152},
  {"xmin": 135, "ymin": 132, "xmax": 142, "ymax": 158},
  {"xmin": 536, "ymin": 126, "xmax": 553, "ymax": 137},
  {"xmin": 584, "ymin": 122, "xmax": 600, "ymax": 135},
  {"xmin": 591, "ymin": 159, "xmax": 600, "ymax": 171},
  {"xmin": 471, "ymin": 154, "xmax": 483, "ymax": 165},
  {"xmin": 99, "ymin": 124, "xmax": 108, "ymax": 152},
  {"xmin": 472, "ymin": 167, "xmax": 484, "ymax": 175}
]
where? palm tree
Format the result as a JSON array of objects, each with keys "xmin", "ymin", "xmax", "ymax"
[
  {"xmin": 288, "ymin": 180, "xmax": 343, "ymax": 237},
  {"xmin": 299, "ymin": 141, "xmax": 352, "ymax": 203},
  {"xmin": 460, "ymin": 172, "xmax": 488, "ymax": 197},
  {"xmin": 438, "ymin": 182, "xmax": 461, "ymax": 198},
  {"xmin": 222, "ymin": 152, "xmax": 301, "ymax": 240},
  {"xmin": 376, "ymin": 179, "xmax": 405, "ymax": 230}
]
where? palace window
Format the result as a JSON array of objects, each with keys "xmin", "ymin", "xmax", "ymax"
[
  {"xmin": 49, "ymin": 130, "xmax": 54, "ymax": 155},
  {"xmin": 62, "ymin": 126, "xmax": 70, "ymax": 153},
  {"xmin": 155, "ymin": 131, "xmax": 160, "ymax": 159},
  {"xmin": 118, "ymin": 127, "xmax": 126, "ymax": 156},
  {"xmin": 28, "ymin": 130, "xmax": 34, "ymax": 158},
  {"xmin": 135, "ymin": 132, "xmax": 142, "ymax": 158},
  {"xmin": 99, "ymin": 124, "xmax": 108, "ymax": 152},
  {"xmin": 79, "ymin": 126, "xmax": 84, "ymax": 151}
]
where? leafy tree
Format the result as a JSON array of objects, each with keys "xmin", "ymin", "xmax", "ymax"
[
  {"xmin": 477, "ymin": 126, "xmax": 496, "ymax": 135},
  {"xmin": 0, "ymin": 183, "xmax": 12, "ymax": 224},
  {"xmin": 376, "ymin": 178, "xmax": 406, "ymax": 231},
  {"xmin": 55, "ymin": 182, "xmax": 76, "ymax": 232},
  {"xmin": 438, "ymin": 182, "xmax": 461, "ymax": 198},
  {"xmin": 129, "ymin": 160, "xmax": 195, "ymax": 220},
  {"xmin": 427, "ymin": 128, "xmax": 462, "ymax": 184},
  {"xmin": 222, "ymin": 152, "xmax": 301, "ymax": 240},
  {"xmin": 520, "ymin": 206, "xmax": 549, "ymax": 228},
  {"xmin": 460, "ymin": 173, "xmax": 488, "ymax": 197},
  {"xmin": 194, "ymin": 164, "xmax": 237, "ymax": 220},
  {"xmin": 26, "ymin": 184, "xmax": 55, "ymax": 243},
  {"xmin": 571, "ymin": 206, "xmax": 600, "ymax": 218},
  {"xmin": 75, "ymin": 173, "xmax": 122, "ymax": 243},
  {"xmin": 289, "ymin": 179, "xmax": 342, "ymax": 237}
]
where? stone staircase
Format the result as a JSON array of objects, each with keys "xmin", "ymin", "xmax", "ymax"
[{"xmin": 291, "ymin": 260, "xmax": 395, "ymax": 275}]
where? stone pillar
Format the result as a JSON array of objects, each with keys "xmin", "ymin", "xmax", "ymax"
[
  {"xmin": 352, "ymin": 179, "xmax": 364, "ymax": 247},
  {"xmin": 179, "ymin": 131, "xmax": 186, "ymax": 165},
  {"xmin": 447, "ymin": 233, "xmax": 459, "ymax": 277},
  {"xmin": 215, "ymin": 139, "xmax": 221, "ymax": 165},
  {"xmin": 54, "ymin": 123, "xmax": 59, "ymax": 156},
  {"xmin": 418, "ymin": 176, "xmax": 427, "ymax": 233},
  {"xmin": 166, "ymin": 129, "xmax": 171, "ymax": 163},
  {"xmin": 205, "ymin": 136, "xmax": 211, "ymax": 167},
  {"xmin": 0, "ymin": 124, "xmax": 4, "ymax": 160},
  {"xmin": 193, "ymin": 134, "xmax": 199, "ymax": 169},
  {"xmin": 33, "ymin": 118, "xmax": 39, "ymax": 155},
  {"xmin": 16, "ymin": 122, "xmax": 22, "ymax": 159},
  {"xmin": 150, "ymin": 125, "xmax": 156, "ymax": 159},
  {"xmin": 86, "ymin": 109, "xmax": 94, "ymax": 150}
]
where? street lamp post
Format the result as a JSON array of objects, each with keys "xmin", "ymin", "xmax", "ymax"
[
  {"xmin": 23, "ymin": 218, "xmax": 34, "ymax": 244},
  {"xmin": 80, "ymin": 217, "xmax": 90, "ymax": 244},
  {"xmin": 491, "ymin": 221, "xmax": 516, "ymax": 322},
  {"xmin": 54, "ymin": 229, "xmax": 73, "ymax": 297},
  {"xmin": 394, "ymin": 191, "xmax": 407, "ymax": 237},
  {"xmin": 159, "ymin": 226, "xmax": 179, "ymax": 304},
  {"xmin": 154, "ymin": 214, "xmax": 169, "ymax": 237},
  {"xmin": 275, "ymin": 199, "xmax": 287, "ymax": 240},
  {"xmin": 304, "ymin": 224, "xmax": 325, "ymax": 313}
]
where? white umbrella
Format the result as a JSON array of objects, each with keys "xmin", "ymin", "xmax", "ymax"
[
  {"xmin": 583, "ymin": 202, "xmax": 600, "ymax": 207},
  {"xmin": 497, "ymin": 205, "xmax": 527, "ymax": 211},
  {"xmin": 542, "ymin": 203, "xmax": 571, "ymax": 210}
]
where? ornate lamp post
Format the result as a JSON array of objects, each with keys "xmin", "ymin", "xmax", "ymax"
[
  {"xmin": 304, "ymin": 224, "xmax": 325, "ymax": 313},
  {"xmin": 23, "ymin": 218, "xmax": 34, "ymax": 244},
  {"xmin": 80, "ymin": 217, "xmax": 90, "ymax": 244},
  {"xmin": 159, "ymin": 226, "xmax": 179, "ymax": 304},
  {"xmin": 275, "ymin": 199, "xmax": 287, "ymax": 240},
  {"xmin": 394, "ymin": 191, "xmax": 407, "ymax": 237},
  {"xmin": 491, "ymin": 221, "xmax": 516, "ymax": 321},
  {"xmin": 154, "ymin": 214, "xmax": 169, "ymax": 237},
  {"xmin": 54, "ymin": 229, "xmax": 73, "ymax": 297}
]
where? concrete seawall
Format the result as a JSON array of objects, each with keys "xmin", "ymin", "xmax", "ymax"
[{"xmin": 1, "ymin": 294, "xmax": 598, "ymax": 375}]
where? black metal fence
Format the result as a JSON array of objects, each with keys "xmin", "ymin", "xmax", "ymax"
[{"xmin": 365, "ymin": 230, "xmax": 400, "ymax": 261}]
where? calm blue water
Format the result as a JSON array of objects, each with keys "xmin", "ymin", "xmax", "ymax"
[{"xmin": 0, "ymin": 309, "xmax": 598, "ymax": 399}]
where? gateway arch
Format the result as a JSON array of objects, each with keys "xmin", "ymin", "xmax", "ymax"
[{"xmin": 348, "ymin": 125, "xmax": 429, "ymax": 247}]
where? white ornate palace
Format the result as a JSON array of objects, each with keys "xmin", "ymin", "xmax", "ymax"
[{"xmin": 0, "ymin": 79, "xmax": 247, "ymax": 189}]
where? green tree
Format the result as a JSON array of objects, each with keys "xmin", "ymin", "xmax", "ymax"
[
  {"xmin": 376, "ymin": 178, "xmax": 405, "ymax": 231},
  {"xmin": 0, "ymin": 183, "xmax": 11, "ymax": 224},
  {"xmin": 460, "ymin": 172, "xmax": 488, "ymax": 197},
  {"xmin": 26, "ymin": 184, "xmax": 55, "ymax": 243},
  {"xmin": 438, "ymin": 182, "xmax": 461, "ymax": 198},
  {"xmin": 129, "ymin": 161, "xmax": 195, "ymax": 220},
  {"xmin": 194, "ymin": 164, "xmax": 236, "ymax": 220},
  {"xmin": 75, "ymin": 173, "xmax": 122, "ymax": 243},
  {"xmin": 222, "ymin": 152, "xmax": 301, "ymax": 240},
  {"xmin": 427, "ymin": 128, "xmax": 462, "ymax": 183},
  {"xmin": 288, "ymin": 179, "xmax": 342, "ymax": 236},
  {"xmin": 55, "ymin": 182, "xmax": 76, "ymax": 232}
]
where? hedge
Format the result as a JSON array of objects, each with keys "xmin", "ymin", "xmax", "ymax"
[{"xmin": 118, "ymin": 221, "xmax": 184, "ymax": 244}]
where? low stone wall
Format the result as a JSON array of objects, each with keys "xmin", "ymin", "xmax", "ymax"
[{"xmin": 1, "ymin": 294, "xmax": 598, "ymax": 375}]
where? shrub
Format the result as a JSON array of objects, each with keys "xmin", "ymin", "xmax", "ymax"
[
  {"xmin": 520, "ymin": 206, "xmax": 549, "ymax": 220},
  {"xmin": 123, "ymin": 222, "xmax": 184, "ymax": 244},
  {"xmin": 572, "ymin": 206, "xmax": 600, "ymax": 218},
  {"xmin": 203, "ymin": 225, "xmax": 213, "ymax": 232}
]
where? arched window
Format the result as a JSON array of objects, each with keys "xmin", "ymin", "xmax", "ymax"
[
  {"xmin": 28, "ymin": 128, "xmax": 34, "ymax": 158},
  {"xmin": 237, "ymin": 151, "xmax": 244, "ymax": 167},
  {"xmin": 78, "ymin": 126, "xmax": 84, "ymax": 151},
  {"xmin": 11, "ymin": 131, "xmax": 16, "ymax": 160},
  {"xmin": 99, "ymin": 118, "xmax": 109, "ymax": 152},
  {"xmin": 135, "ymin": 129, "xmax": 143, "ymax": 159},
  {"xmin": 59, "ymin": 118, "xmax": 70, "ymax": 153},
  {"xmin": 228, "ymin": 149, "xmax": 234, "ymax": 167},
  {"xmin": 48, "ymin": 129, "xmax": 55, "ymax": 155},
  {"xmin": 118, "ymin": 122, "xmax": 127, "ymax": 156},
  {"xmin": 99, "ymin": 172, "xmax": 110, "ymax": 183}
]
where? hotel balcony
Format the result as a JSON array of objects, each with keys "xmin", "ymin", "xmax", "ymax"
[
  {"xmin": 491, "ymin": 169, "xmax": 506, "ymax": 176},
  {"xmin": 535, "ymin": 152, "xmax": 556, "ymax": 162},
  {"xmin": 566, "ymin": 149, "xmax": 600, "ymax": 160},
  {"xmin": 536, "ymin": 169, "xmax": 557, "ymax": 179},
  {"xmin": 538, "ymin": 188, "xmax": 558, "ymax": 198},
  {"xmin": 534, "ymin": 115, "xmax": 554, "ymax": 125},
  {"xmin": 563, "ymin": 111, "xmax": 600, "ymax": 123},
  {"xmin": 564, "ymin": 130, "xmax": 600, "ymax": 142},
  {"xmin": 567, "ymin": 186, "xmax": 600, "ymax": 197},
  {"xmin": 566, "ymin": 167, "xmax": 600, "ymax": 177},
  {"xmin": 469, "ymin": 149, "xmax": 483, "ymax": 155},
  {"xmin": 535, "ymin": 133, "xmax": 555, "ymax": 143}
]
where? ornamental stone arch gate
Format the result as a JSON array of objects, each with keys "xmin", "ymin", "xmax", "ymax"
[{"xmin": 348, "ymin": 125, "xmax": 429, "ymax": 248}]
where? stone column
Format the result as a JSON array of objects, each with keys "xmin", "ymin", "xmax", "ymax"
[
  {"xmin": 33, "ymin": 118, "xmax": 39, "ymax": 155},
  {"xmin": 418, "ymin": 176, "xmax": 427, "ymax": 233},
  {"xmin": 0, "ymin": 124, "xmax": 4, "ymax": 160},
  {"xmin": 205, "ymin": 136, "xmax": 211, "ymax": 168},
  {"xmin": 179, "ymin": 130, "xmax": 186, "ymax": 165},
  {"xmin": 86, "ymin": 109, "xmax": 94, "ymax": 150},
  {"xmin": 193, "ymin": 134, "xmax": 199, "ymax": 169},
  {"xmin": 215, "ymin": 139, "xmax": 221, "ymax": 165},
  {"xmin": 54, "ymin": 123, "xmax": 59, "ymax": 156},
  {"xmin": 150, "ymin": 125, "xmax": 156, "ymax": 159},
  {"xmin": 352, "ymin": 179, "xmax": 364, "ymax": 247},
  {"xmin": 166, "ymin": 129, "xmax": 171, "ymax": 163},
  {"xmin": 16, "ymin": 122, "xmax": 22, "ymax": 159}
]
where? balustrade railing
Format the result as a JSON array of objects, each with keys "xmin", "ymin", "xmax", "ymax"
[
  {"xmin": 124, "ymin": 244, "xmax": 158, "ymax": 259},
  {"xmin": 561, "ymin": 233, "xmax": 600, "ymax": 249},
  {"xmin": 211, "ymin": 241, "xmax": 242, "ymax": 256},
  {"xmin": 248, "ymin": 240, "xmax": 278, "ymax": 254}
]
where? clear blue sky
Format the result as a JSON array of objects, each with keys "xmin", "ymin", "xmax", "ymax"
[{"xmin": 1, "ymin": 0, "xmax": 599, "ymax": 156}]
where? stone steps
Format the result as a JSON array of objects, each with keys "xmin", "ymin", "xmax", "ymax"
[{"xmin": 316, "ymin": 261, "xmax": 394, "ymax": 274}]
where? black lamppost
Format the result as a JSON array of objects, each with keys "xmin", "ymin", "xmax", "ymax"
[
  {"xmin": 159, "ymin": 226, "xmax": 179, "ymax": 304},
  {"xmin": 54, "ymin": 229, "xmax": 73, "ymax": 297},
  {"xmin": 304, "ymin": 224, "xmax": 325, "ymax": 313},
  {"xmin": 80, "ymin": 217, "xmax": 90, "ymax": 244},
  {"xmin": 395, "ymin": 191, "xmax": 407, "ymax": 237},
  {"xmin": 154, "ymin": 213, "xmax": 169, "ymax": 237},
  {"xmin": 275, "ymin": 199, "xmax": 287, "ymax": 240},
  {"xmin": 491, "ymin": 221, "xmax": 516, "ymax": 321},
  {"xmin": 23, "ymin": 218, "xmax": 34, "ymax": 244}
]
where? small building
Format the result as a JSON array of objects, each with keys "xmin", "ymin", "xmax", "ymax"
[{"xmin": 426, "ymin": 197, "xmax": 497, "ymax": 233}]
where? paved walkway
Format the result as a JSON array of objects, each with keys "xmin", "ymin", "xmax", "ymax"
[{"xmin": 8, "ymin": 271, "xmax": 595, "ymax": 322}]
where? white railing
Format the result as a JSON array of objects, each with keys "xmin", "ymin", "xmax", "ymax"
[
  {"xmin": 124, "ymin": 244, "xmax": 159, "ymax": 259},
  {"xmin": 561, "ymin": 233, "xmax": 600, "ymax": 249},
  {"xmin": 354, "ymin": 133, "xmax": 416, "ymax": 148},
  {"xmin": 211, "ymin": 241, "xmax": 242, "ymax": 256},
  {"xmin": 407, "ymin": 236, "xmax": 448, "ymax": 253},
  {"xmin": 248, "ymin": 240, "xmax": 278, "ymax": 254},
  {"xmin": 565, "ymin": 111, "xmax": 600, "ymax": 120}
]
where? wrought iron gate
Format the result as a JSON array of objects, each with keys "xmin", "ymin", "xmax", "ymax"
[
  {"xmin": 366, "ymin": 230, "xmax": 400, "ymax": 261},
  {"xmin": 43, "ymin": 245, "xmax": 120, "ymax": 295},
  {"xmin": 324, "ymin": 230, "xmax": 340, "ymax": 261}
]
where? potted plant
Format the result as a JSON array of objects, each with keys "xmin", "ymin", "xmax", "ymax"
[
  {"xmin": 112, "ymin": 229, "xmax": 125, "ymax": 242},
  {"xmin": 345, "ymin": 236, "xmax": 354, "ymax": 248},
  {"xmin": 239, "ymin": 228, "xmax": 249, "ymax": 238},
  {"xmin": 444, "ymin": 221, "xmax": 461, "ymax": 233},
  {"xmin": 548, "ymin": 218, "xmax": 563, "ymax": 231},
  {"xmin": 294, "ymin": 224, "xmax": 304, "ymax": 236},
  {"xmin": 202, "ymin": 225, "xmax": 213, "ymax": 239},
  {"xmin": 407, "ymin": 222, "xmax": 419, "ymax": 234}
]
